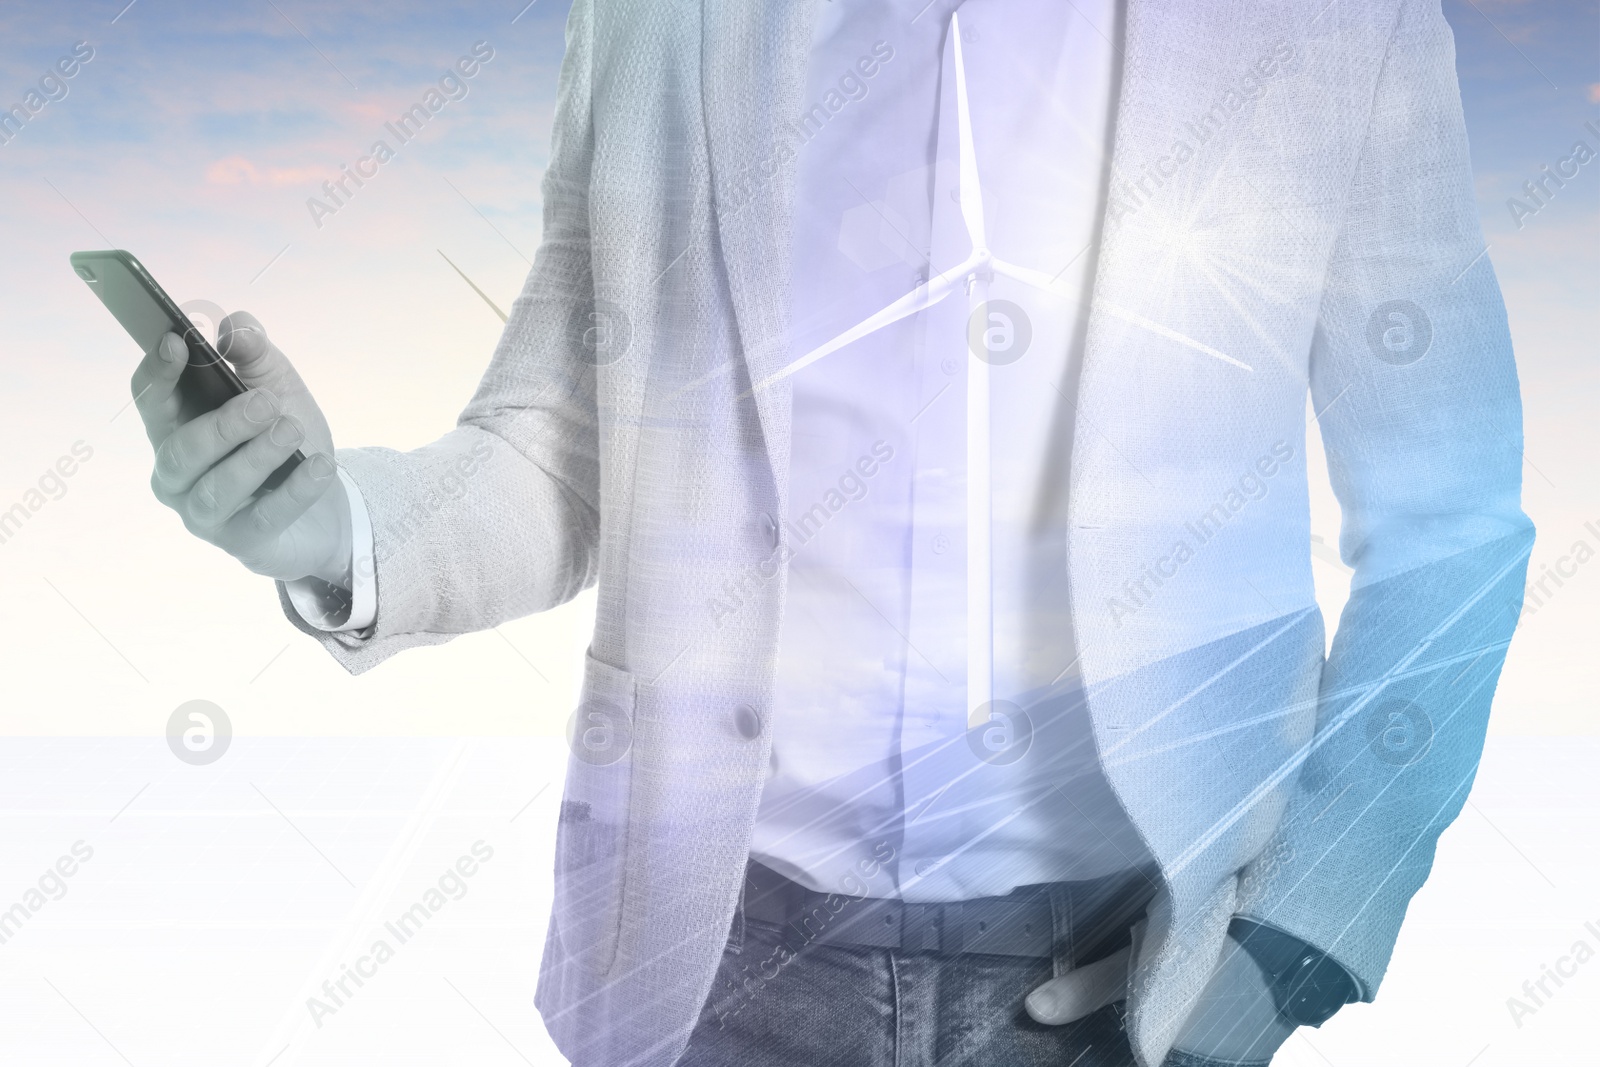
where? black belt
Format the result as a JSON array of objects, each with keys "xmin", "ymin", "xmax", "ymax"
[{"xmin": 741, "ymin": 860, "xmax": 1158, "ymax": 961}]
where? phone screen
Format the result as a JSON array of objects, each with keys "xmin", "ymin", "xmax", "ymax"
[{"xmin": 71, "ymin": 249, "xmax": 303, "ymax": 490}]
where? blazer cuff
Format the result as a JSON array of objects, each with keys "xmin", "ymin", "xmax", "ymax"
[{"xmin": 274, "ymin": 448, "xmax": 459, "ymax": 676}]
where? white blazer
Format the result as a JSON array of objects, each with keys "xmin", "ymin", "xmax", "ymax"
[{"xmin": 284, "ymin": 1, "xmax": 1534, "ymax": 1063}]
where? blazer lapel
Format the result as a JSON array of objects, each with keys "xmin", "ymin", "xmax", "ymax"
[
  {"xmin": 1075, "ymin": 5, "xmax": 1309, "ymax": 1064},
  {"xmin": 700, "ymin": 0, "xmax": 816, "ymax": 497},
  {"xmin": 1081, "ymin": 0, "xmax": 1306, "ymax": 326}
]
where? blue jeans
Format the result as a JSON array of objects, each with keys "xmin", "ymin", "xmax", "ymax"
[
  {"xmin": 676, "ymin": 911, "xmax": 1138, "ymax": 1067},
  {"xmin": 668, "ymin": 857, "xmax": 1254, "ymax": 1067},
  {"xmin": 674, "ymin": 895, "xmax": 1262, "ymax": 1067}
]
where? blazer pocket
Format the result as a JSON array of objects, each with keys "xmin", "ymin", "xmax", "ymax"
[{"xmin": 551, "ymin": 648, "xmax": 636, "ymax": 977}]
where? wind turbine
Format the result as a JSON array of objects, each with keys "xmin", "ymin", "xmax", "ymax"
[{"xmin": 751, "ymin": 12, "xmax": 1072, "ymax": 722}]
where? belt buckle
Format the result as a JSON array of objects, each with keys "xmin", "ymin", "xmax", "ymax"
[{"xmin": 899, "ymin": 902, "xmax": 944, "ymax": 952}]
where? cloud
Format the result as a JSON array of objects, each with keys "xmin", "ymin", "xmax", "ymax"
[{"xmin": 204, "ymin": 154, "xmax": 334, "ymax": 186}]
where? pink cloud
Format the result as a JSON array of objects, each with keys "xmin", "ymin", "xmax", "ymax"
[
  {"xmin": 346, "ymin": 102, "xmax": 390, "ymax": 122},
  {"xmin": 204, "ymin": 154, "xmax": 334, "ymax": 187}
]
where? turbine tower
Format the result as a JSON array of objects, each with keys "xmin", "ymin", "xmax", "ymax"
[{"xmin": 753, "ymin": 12, "xmax": 1072, "ymax": 723}]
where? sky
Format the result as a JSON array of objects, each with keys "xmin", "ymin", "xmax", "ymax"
[{"xmin": 0, "ymin": 0, "xmax": 1595, "ymax": 740}]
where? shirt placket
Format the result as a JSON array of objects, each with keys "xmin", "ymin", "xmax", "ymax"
[{"xmin": 899, "ymin": 6, "xmax": 984, "ymax": 901}]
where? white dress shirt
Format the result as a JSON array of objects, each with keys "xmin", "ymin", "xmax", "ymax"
[
  {"xmin": 298, "ymin": 0, "xmax": 1152, "ymax": 903},
  {"xmin": 748, "ymin": 0, "xmax": 1153, "ymax": 903},
  {"xmin": 283, "ymin": 469, "xmax": 376, "ymax": 633}
]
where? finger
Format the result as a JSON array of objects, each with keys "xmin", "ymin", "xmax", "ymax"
[
  {"xmin": 151, "ymin": 388, "xmax": 281, "ymax": 498},
  {"xmin": 229, "ymin": 451, "xmax": 338, "ymax": 542},
  {"xmin": 130, "ymin": 332, "xmax": 191, "ymax": 447},
  {"xmin": 184, "ymin": 415, "xmax": 308, "ymax": 531},
  {"xmin": 218, "ymin": 311, "xmax": 309, "ymax": 396},
  {"xmin": 1024, "ymin": 947, "xmax": 1132, "ymax": 1025}
]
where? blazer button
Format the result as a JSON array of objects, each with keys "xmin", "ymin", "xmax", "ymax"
[
  {"xmin": 754, "ymin": 512, "xmax": 779, "ymax": 551},
  {"xmin": 733, "ymin": 704, "xmax": 763, "ymax": 740}
]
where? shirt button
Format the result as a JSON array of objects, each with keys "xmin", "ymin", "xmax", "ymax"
[
  {"xmin": 733, "ymin": 704, "xmax": 763, "ymax": 740},
  {"xmin": 914, "ymin": 858, "xmax": 940, "ymax": 877}
]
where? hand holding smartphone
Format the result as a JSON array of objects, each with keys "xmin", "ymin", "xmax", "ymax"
[
  {"xmin": 73, "ymin": 250, "xmax": 351, "ymax": 585},
  {"xmin": 72, "ymin": 250, "xmax": 306, "ymax": 489}
]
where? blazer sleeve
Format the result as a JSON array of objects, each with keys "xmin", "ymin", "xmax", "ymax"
[
  {"xmin": 277, "ymin": 0, "xmax": 602, "ymax": 675},
  {"xmin": 1230, "ymin": 0, "xmax": 1536, "ymax": 1000}
]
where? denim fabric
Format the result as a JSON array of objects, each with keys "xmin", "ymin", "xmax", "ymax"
[
  {"xmin": 675, "ymin": 914, "xmax": 1139, "ymax": 1067},
  {"xmin": 1161, "ymin": 1051, "xmax": 1271, "ymax": 1067}
]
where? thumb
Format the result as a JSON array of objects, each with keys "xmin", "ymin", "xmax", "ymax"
[
  {"xmin": 217, "ymin": 310, "xmax": 305, "ymax": 396},
  {"xmin": 1024, "ymin": 947, "xmax": 1132, "ymax": 1025}
]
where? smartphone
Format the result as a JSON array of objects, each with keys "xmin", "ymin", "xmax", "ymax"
[{"xmin": 71, "ymin": 249, "xmax": 304, "ymax": 492}]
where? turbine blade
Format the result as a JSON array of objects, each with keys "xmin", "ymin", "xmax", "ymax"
[
  {"xmin": 1098, "ymin": 300, "xmax": 1254, "ymax": 372},
  {"xmin": 949, "ymin": 13, "xmax": 986, "ymax": 255},
  {"xmin": 437, "ymin": 249, "xmax": 509, "ymax": 322},
  {"xmin": 749, "ymin": 270, "xmax": 961, "ymax": 394},
  {"xmin": 989, "ymin": 257, "xmax": 1073, "ymax": 297}
]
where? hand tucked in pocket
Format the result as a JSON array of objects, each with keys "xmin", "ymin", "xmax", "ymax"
[{"xmin": 1024, "ymin": 925, "xmax": 1298, "ymax": 1065}]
